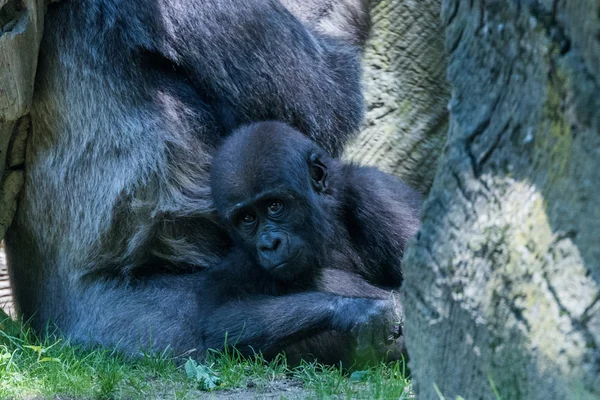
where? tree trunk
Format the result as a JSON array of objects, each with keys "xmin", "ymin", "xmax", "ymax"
[
  {"xmin": 0, "ymin": 243, "xmax": 11, "ymax": 315},
  {"xmin": 0, "ymin": 0, "xmax": 46, "ymax": 314},
  {"xmin": 402, "ymin": 1, "xmax": 600, "ymax": 399},
  {"xmin": 344, "ymin": 0, "xmax": 449, "ymax": 194}
]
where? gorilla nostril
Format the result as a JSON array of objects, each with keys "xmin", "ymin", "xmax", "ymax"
[{"xmin": 272, "ymin": 237, "xmax": 281, "ymax": 251}]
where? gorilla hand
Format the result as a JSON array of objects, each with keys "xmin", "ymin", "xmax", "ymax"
[{"xmin": 333, "ymin": 296, "xmax": 405, "ymax": 364}]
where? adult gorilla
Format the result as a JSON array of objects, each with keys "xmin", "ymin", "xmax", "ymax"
[{"xmin": 5, "ymin": 0, "xmax": 375, "ymax": 357}]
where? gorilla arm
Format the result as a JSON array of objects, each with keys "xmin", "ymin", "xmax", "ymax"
[
  {"xmin": 199, "ymin": 292, "xmax": 393, "ymax": 359},
  {"xmin": 69, "ymin": 272, "xmax": 396, "ymax": 358},
  {"xmin": 12, "ymin": 242, "xmax": 395, "ymax": 359}
]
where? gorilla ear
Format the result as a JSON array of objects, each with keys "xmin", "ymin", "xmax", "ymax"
[{"xmin": 309, "ymin": 153, "xmax": 328, "ymax": 192}]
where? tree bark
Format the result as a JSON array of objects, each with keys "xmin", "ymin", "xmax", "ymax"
[
  {"xmin": 402, "ymin": 1, "xmax": 600, "ymax": 399},
  {"xmin": 344, "ymin": 0, "xmax": 449, "ymax": 194},
  {"xmin": 0, "ymin": 0, "xmax": 46, "ymax": 314},
  {"xmin": 0, "ymin": 243, "xmax": 12, "ymax": 315},
  {"xmin": 0, "ymin": 0, "xmax": 44, "ymax": 239}
]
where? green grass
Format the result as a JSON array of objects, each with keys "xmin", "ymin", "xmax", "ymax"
[{"xmin": 0, "ymin": 315, "xmax": 412, "ymax": 399}]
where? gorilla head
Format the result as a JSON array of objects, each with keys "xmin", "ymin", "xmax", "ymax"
[{"xmin": 210, "ymin": 122, "xmax": 338, "ymax": 280}]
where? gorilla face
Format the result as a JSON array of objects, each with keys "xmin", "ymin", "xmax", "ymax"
[
  {"xmin": 230, "ymin": 193, "xmax": 313, "ymax": 279},
  {"xmin": 211, "ymin": 122, "xmax": 332, "ymax": 281}
]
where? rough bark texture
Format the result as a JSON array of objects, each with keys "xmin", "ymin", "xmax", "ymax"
[
  {"xmin": 344, "ymin": 0, "xmax": 449, "ymax": 194},
  {"xmin": 0, "ymin": 243, "xmax": 12, "ymax": 315},
  {"xmin": 402, "ymin": 1, "xmax": 600, "ymax": 399},
  {"xmin": 0, "ymin": 0, "xmax": 45, "ymax": 314}
]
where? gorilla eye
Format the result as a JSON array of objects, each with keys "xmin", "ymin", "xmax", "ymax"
[
  {"xmin": 267, "ymin": 200, "xmax": 283, "ymax": 215},
  {"xmin": 241, "ymin": 214, "xmax": 256, "ymax": 225}
]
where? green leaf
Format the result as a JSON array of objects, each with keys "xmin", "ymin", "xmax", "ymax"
[
  {"xmin": 349, "ymin": 370, "xmax": 371, "ymax": 382},
  {"xmin": 184, "ymin": 358, "xmax": 221, "ymax": 391},
  {"xmin": 184, "ymin": 358, "xmax": 198, "ymax": 380}
]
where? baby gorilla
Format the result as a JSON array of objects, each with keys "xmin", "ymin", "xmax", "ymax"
[
  {"xmin": 211, "ymin": 121, "xmax": 421, "ymax": 289},
  {"xmin": 206, "ymin": 121, "xmax": 421, "ymax": 364}
]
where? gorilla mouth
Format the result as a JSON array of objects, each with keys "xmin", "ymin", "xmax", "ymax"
[{"xmin": 272, "ymin": 252, "xmax": 301, "ymax": 271}]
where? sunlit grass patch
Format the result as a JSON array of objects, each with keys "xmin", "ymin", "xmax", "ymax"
[
  {"xmin": 0, "ymin": 317, "xmax": 182, "ymax": 399},
  {"xmin": 0, "ymin": 314, "xmax": 411, "ymax": 399},
  {"xmin": 295, "ymin": 358, "xmax": 412, "ymax": 399}
]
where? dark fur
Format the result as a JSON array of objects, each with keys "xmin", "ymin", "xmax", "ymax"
[
  {"xmin": 208, "ymin": 121, "xmax": 422, "ymax": 362},
  {"xmin": 5, "ymin": 0, "xmax": 371, "ymax": 357}
]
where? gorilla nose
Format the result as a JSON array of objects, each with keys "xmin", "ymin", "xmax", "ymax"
[{"xmin": 258, "ymin": 232, "xmax": 282, "ymax": 252}]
